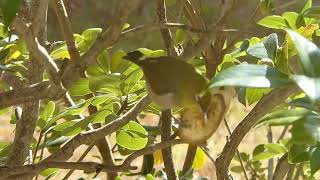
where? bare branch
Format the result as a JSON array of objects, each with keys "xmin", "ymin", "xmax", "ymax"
[
  {"xmin": 52, "ymin": 0, "xmax": 81, "ymax": 62},
  {"xmin": 181, "ymin": 145, "xmax": 197, "ymax": 176},
  {"xmin": 216, "ymin": 86, "xmax": 299, "ymax": 179},
  {"xmin": 6, "ymin": 1, "xmax": 49, "ymax": 171},
  {"xmin": 0, "ymin": 161, "xmax": 136, "ymax": 178},
  {"xmin": 0, "ymin": 81, "xmax": 65, "ymax": 109},
  {"xmin": 157, "ymin": 0, "xmax": 175, "ymax": 55},
  {"xmin": 62, "ymin": 144, "xmax": 95, "ymax": 180},
  {"xmin": 272, "ymin": 153, "xmax": 290, "ymax": 180},
  {"xmin": 12, "ymin": 18, "xmax": 60, "ymax": 83},
  {"xmin": 160, "ymin": 110, "xmax": 178, "ymax": 180}
]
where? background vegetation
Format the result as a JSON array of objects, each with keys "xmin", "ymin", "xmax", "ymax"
[{"xmin": 1, "ymin": 0, "xmax": 320, "ymax": 179}]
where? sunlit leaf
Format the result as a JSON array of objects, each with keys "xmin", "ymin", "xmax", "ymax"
[
  {"xmin": 292, "ymin": 115, "xmax": 320, "ymax": 145},
  {"xmin": 258, "ymin": 15, "xmax": 287, "ymax": 29},
  {"xmin": 193, "ymin": 147, "xmax": 206, "ymax": 170},
  {"xmin": 116, "ymin": 121, "xmax": 148, "ymax": 150},
  {"xmin": 209, "ymin": 64, "xmax": 292, "ymax": 88}
]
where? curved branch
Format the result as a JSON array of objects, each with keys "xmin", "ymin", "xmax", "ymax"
[{"xmin": 215, "ymin": 86, "xmax": 299, "ymax": 179}]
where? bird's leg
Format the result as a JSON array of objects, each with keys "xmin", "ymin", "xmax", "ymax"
[{"xmin": 196, "ymin": 95, "xmax": 209, "ymax": 123}]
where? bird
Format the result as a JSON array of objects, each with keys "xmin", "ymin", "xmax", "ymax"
[
  {"xmin": 178, "ymin": 86, "xmax": 236, "ymax": 144},
  {"xmin": 123, "ymin": 50, "xmax": 208, "ymax": 110}
]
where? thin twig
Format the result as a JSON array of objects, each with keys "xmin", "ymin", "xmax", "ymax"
[
  {"xmin": 52, "ymin": 0, "xmax": 81, "ymax": 62},
  {"xmin": 277, "ymin": 126, "xmax": 288, "ymax": 143},
  {"xmin": 224, "ymin": 118, "xmax": 249, "ymax": 180},
  {"xmin": 62, "ymin": 144, "xmax": 95, "ymax": 180},
  {"xmin": 267, "ymin": 126, "xmax": 273, "ymax": 180}
]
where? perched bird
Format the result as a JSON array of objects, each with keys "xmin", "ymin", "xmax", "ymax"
[
  {"xmin": 123, "ymin": 50, "xmax": 208, "ymax": 110},
  {"xmin": 178, "ymin": 86, "xmax": 236, "ymax": 144}
]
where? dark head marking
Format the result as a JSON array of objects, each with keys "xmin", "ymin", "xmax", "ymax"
[{"xmin": 123, "ymin": 51, "xmax": 144, "ymax": 62}]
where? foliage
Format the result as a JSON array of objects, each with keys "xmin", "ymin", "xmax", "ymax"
[{"xmin": 1, "ymin": 0, "xmax": 320, "ymax": 179}]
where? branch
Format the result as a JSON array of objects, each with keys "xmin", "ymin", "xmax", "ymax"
[
  {"xmin": 121, "ymin": 23, "xmax": 233, "ymax": 37},
  {"xmin": 44, "ymin": 96, "xmax": 150, "ymax": 162},
  {"xmin": 215, "ymin": 86, "xmax": 299, "ymax": 179},
  {"xmin": 30, "ymin": 0, "xmax": 50, "ymax": 41},
  {"xmin": 1, "ymin": 139, "xmax": 184, "ymax": 178},
  {"xmin": 52, "ymin": 0, "xmax": 81, "ymax": 62},
  {"xmin": 121, "ymin": 139, "xmax": 184, "ymax": 167},
  {"xmin": 0, "ymin": 81, "xmax": 65, "ymax": 109},
  {"xmin": 6, "ymin": 0, "xmax": 49, "ymax": 171},
  {"xmin": 160, "ymin": 110, "xmax": 178, "ymax": 180},
  {"xmin": 272, "ymin": 153, "xmax": 290, "ymax": 180},
  {"xmin": 0, "ymin": 161, "xmax": 136, "ymax": 178},
  {"xmin": 181, "ymin": 145, "xmax": 197, "ymax": 176},
  {"xmin": 180, "ymin": 0, "xmax": 236, "ymax": 60},
  {"xmin": 157, "ymin": 0, "xmax": 175, "ymax": 55},
  {"xmin": 12, "ymin": 18, "xmax": 60, "ymax": 83}
]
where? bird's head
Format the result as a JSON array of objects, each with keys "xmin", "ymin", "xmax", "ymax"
[{"xmin": 123, "ymin": 50, "xmax": 145, "ymax": 65}]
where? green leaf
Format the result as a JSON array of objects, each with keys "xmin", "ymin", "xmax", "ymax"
[
  {"xmin": 291, "ymin": 75, "xmax": 320, "ymax": 101},
  {"xmin": 286, "ymin": 30, "xmax": 320, "ymax": 77},
  {"xmin": 288, "ymin": 144, "xmax": 311, "ymax": 163},
  {"xmin": 110, "ymin": 50, "xmax": 128, "ymax": 73},
  {"xmin": 258, "ymin": 15, "xmax": 287, "ymax": 29},
  {"xmin": 59, "ymin": 116, "xmax": 92, "ymax": 136},
  {"xmin": 116, "ymin": 121, "xmax": 148, "ymax": 150},
  {"xmin": 123, "ymin": 68, "xmax": 143, "ymax": 94},
  {"xmin": 137, "ymin": 48, "xmax": 166, "ymax": 57},
  {"xmin": 252, "ymin": 143, "xmax": 287, "ymax": 161},
  {"xmin": 88, "ymin": 75, "xmax": 121, "ymax": 93},
  {"xmin": 146, "ymin": 174, "xmax": 155, "ymax": 180},
  {"xmin": 46, "ymin": 136, "xmax": 69, "ymax": 147},
  {"xmin": 246, "ymin": 88, "xmax": 271, "ymax": 105},
  {"xmin": 81, "ymin": 28, "xmax": 102, "ymax": 47},
  {"xmin": 68, "ymin": 78, "xmax": 91, "ymax": 96},
  {"xmin": 86, "ymin": 64, "xmax": 105, "ymax": 76},
  {"xmin": 209, "ymin": 64, "xmax": 292, "ymax": 88},
  {"xmin": 97, "ymin": 50, "xmax": 110, "ymax": 73},
  {"xmin": 274, "ymin": 46, "xmax": 289, "ymax": 74},
  {"xmin": 0, "ymin": 0, "xmax": 22, "ymax": 28},
  {"xmin": 175, "ymin": 29, "xmax": 187, "ymax": 44},
  {"xmin": 310, "ymin": 145, "xmax": 320, "ymax": 175},
  {"xmin": 246, "ymin": 33, "xmax": 278, "ymax": 60},
  {"xmin": 301, "ymin": 0, "xmax": 312, "ymax": 13},
  {"xmin": 50, "ymin": 43, "xmax": 70, "ymax": 60},
  {"xmin": 40, "ymin": 168, "xmax": 59, "ymax": 178},
  {"xmin": 292, "ymin": 115, "xmax": 320, "ymax": 145},
  {"xmin": 303, "ymin": 6, "xmax": 320, "ymax": 18},
  {"xmin": 257, "ymin": 108, "xmax": 311, "ymax": 126},
  {"xmin": 38, "ymin": 101, "xmax": 55, "ymax": 129},
  {"xmin": 289, "ymin": 97, "xmax": 319, "ymax": 111},
  {"xmin": 193, "ymin": 147, "xmax": 206, "ymax": 170},
  {"xmin": 52, "ymin": 120, "xmax": 78, "ymax": 131},
  {"xmin": 230, "ymin": 166, "xmax": 243, "ymax": 173},
  {"xmin": 45, "ymin": 98, "xmax": 95, "ymax": 129},
  {"xmin": 282, "ymin": 12, "xmax": 299, "ymax": 29}
]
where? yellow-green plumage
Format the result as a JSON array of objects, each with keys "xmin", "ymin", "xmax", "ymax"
[{"xmin": 123, "ymin": 51, "xmax": 207, "ymax": 110}]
